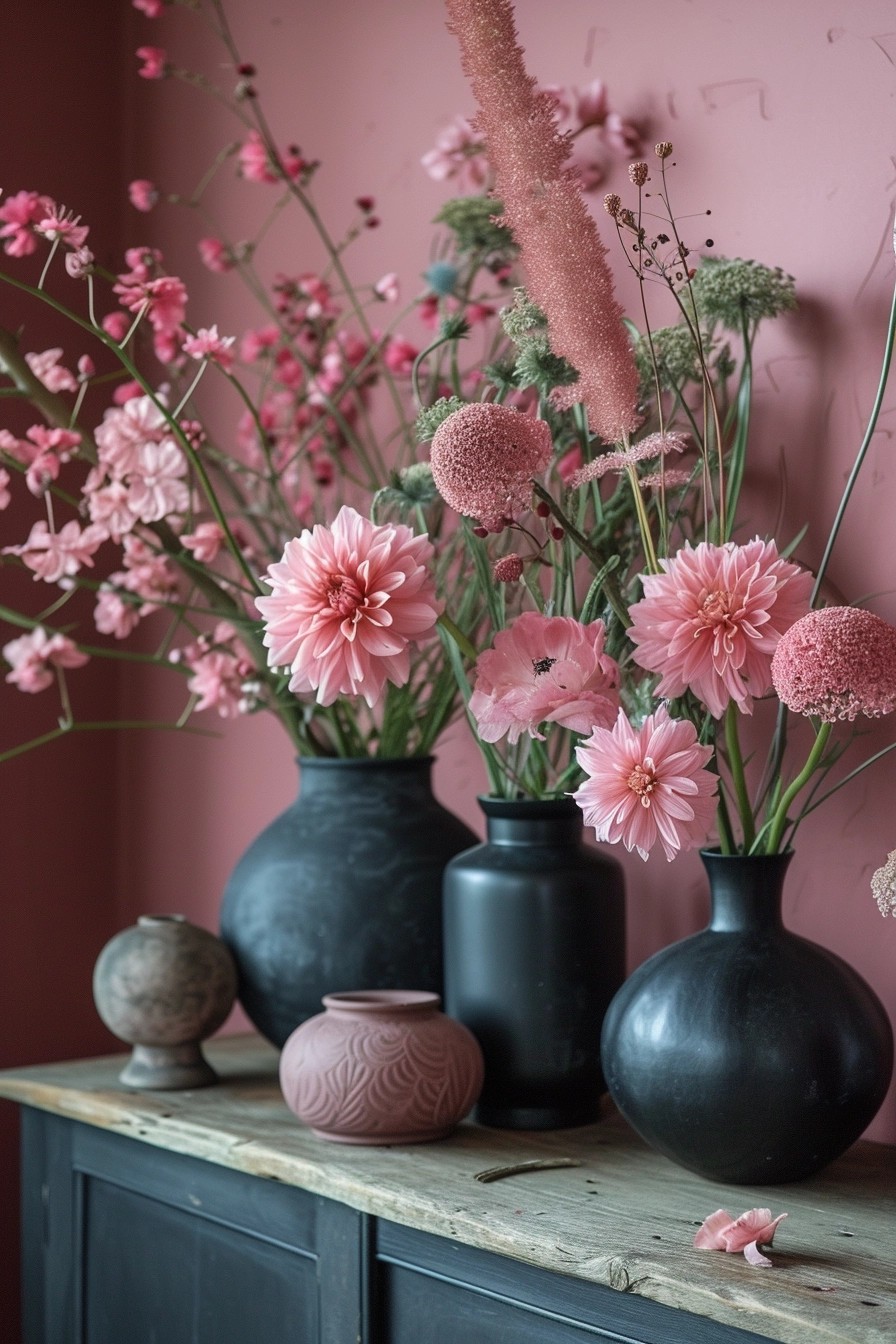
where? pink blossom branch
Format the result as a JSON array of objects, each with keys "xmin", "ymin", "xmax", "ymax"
[{"xmin": 444, "ymin": 0, "xmax": 640, "ymax": 445}]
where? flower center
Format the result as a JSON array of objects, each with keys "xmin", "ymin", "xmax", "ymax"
[
  {"xmin": 627, "ymin": 758, "xmax": 657, "ymax": 808},
  {"xmin": 532, "ymin": 656, "xmax": 557, "ymax": 676},
  {"xmin": 698, "ymin": 588, "xmax": 734, "ymax": 625},
  {"xmin": 326, "ymin": 572, "xmax": 364, "ymax": 618}
]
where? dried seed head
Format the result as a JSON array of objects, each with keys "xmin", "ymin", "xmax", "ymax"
[
  {"xmin": 629, "ymin": 161, "xmax": 649, "ymax": 186},
  {"xmin": 603, "ymin": 192, "xmax": 621, "ymax": 218},
  {"xmin": 655, "ymin": 141, "xmax": 673, "ymax": 159}
]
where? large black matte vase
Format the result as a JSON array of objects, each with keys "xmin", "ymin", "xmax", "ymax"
[
  {"xmin": 601, "ymin": 848, "xmax": 894, "ymax": 1184},
  {"xmin": 443, "ymin": 797, "xmax": 626, "ymax": 1130},
  {"xmin": 219, "ymin": 757, "xmax": 477, "ymax": 1047}
]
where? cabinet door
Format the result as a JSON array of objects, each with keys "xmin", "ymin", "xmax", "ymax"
[
  {"xmin": 375, "ymin": 1223, "xmax": 775, "ymax": 1344},
  {"xmin": 21, "ymin": 1112, "xmax": 367, "ymax": 1344}
]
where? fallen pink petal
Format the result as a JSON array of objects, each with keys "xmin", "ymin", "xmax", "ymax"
[{"xmin": 694, "ymin": 1209, "xmax": 788, "ymax": 1267}]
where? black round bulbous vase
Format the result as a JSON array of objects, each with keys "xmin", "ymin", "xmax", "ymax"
[
  {"xmin": 600, "ymin": 849, "xmax": 894, "ymax": 1184},
  {"xmin": 219, "ymin": 757, "xmax": 477, "ymax": 1048},
  {"xmin": 443, "ymin": 797, "xmax": 626, "ymax": 1130}
]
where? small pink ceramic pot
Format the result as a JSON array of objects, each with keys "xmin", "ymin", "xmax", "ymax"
[{"xmin": 279, "ymin": 990, "xmax": 484, "ymax": 1144}]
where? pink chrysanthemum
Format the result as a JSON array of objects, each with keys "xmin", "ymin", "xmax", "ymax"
[
  {"xmin": 469, "ymin": 612, "xmax": 620, "ymax": 744},
  {"xmin": 429, "ymin": 402, "xmax": 553, "ymax": 527},
  {"xmin": 573, "ymin": 706, "xmax": 717, "ymax": 861},
  {"xmin": 771, "ymin": 606, "xmax": 896, "ymax": 722},
  {"xmin": 628, "ymin": 539, "xmax": 814, "ymax": 719},
  {"xmin": 256, "ymin": 505, "xmax": 441, "ymax": 708}
]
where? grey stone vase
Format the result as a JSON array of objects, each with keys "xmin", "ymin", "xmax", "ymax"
[{"xmin": 93, "ymin": 914, "xmax": 237, "ymax": 1089}]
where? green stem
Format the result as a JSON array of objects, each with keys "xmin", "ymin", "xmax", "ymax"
[
  {"xmin": 763, "ymin": 721, "xmax": 833, "ymax": 854},
  {"xmin": 724, "ymin": 702, "xmax": 755, "ymax": 850}
]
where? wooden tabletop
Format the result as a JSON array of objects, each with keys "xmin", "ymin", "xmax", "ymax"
[{"xmin": 1, "ymin": 1033, "xmax": 893, "ymax": 1344}]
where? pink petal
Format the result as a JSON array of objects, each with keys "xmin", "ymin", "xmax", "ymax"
[
  {"xmin": 693, "ymin": 1209, "xmax": 734, "ymax": 1250},
  {"xmin": 743, "ymin": 1241, "xmax": 774, "ymax": 1268}
]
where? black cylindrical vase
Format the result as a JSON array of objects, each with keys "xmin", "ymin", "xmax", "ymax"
[
  {"xmin": 219, "ymin": 757, "xmax": 477, "ymax": 1047},
  {"xmin": 443, "ymin": 797, "xmax": 626, "ymax": 1130},
  {"xmin": 601, "ymin": 849, "xmax": 894, "ymax": 1184}
]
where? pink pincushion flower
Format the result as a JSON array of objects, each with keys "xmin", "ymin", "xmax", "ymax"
[
  {"xmin": 3, "ymin": 627, "xmax": 88, "ymax": 693},
  {"xmin": 573, "ymin": 706, "xmax": 717, "ymax": 861},
  {"xmin": 694, "ymin": 1208, "xmax": 788, "ymax": 1269},
  {"xmin": 771, "ymin": 606, "xmax": 896, "ymax": 722},
  {"xmin": 628, "ymin": 539, "xmax": 814, "ymax": 719},
  {"xmin": 256, "ymin": 505, "xmax": 441, "ymax": 708},
  {"xmin": 430, "ymin": 401, "xmax": 553, "ymax": 527},
  {"xmin": 470, "ymin": 613, "xmax": 620, "ymax": 744}
]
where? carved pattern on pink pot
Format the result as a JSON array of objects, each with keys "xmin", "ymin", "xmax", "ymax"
[{"xmin": 279, "ymin": 990, "xmax": 484, "ymax": 1144}]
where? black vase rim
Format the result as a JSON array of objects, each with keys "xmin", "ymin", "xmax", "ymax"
[
  {"xmin": 296, "ymin": 754, "xmax": 434, "ymax": 771},
  {"xmin": 477, "ymin": 793, "xmax": 579, "ymax": 821},
  {"xmin": 699, "ymin": 846, "xmax": 794, "ymax": 864}
]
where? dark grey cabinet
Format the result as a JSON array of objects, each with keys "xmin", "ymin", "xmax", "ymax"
[{"xmin": 21, "ymin": 1109, "xmax": 774, "ymax": 1344}]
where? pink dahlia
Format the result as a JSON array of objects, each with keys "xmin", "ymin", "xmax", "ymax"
[
  {"xmin": 469, "ymin": 613, "xmax": 620, "ymax": 744},
  {"xmin": 573, "ymin": 707, "xmax": 717, "ymax": 861},
  {"xmin": 256, "ymin": 505, "xmax": 441, "ymax": 708},
  {"xmin": 628, "ymin": 539, "xmax": 813, "ymax": 719},
  {"xmin": 429, "ymin": 402, "xmax": 553, "ymax": 528},
  {"xmin": 771, "ymin": 606, "xmax": 896, "ymax": 722}
]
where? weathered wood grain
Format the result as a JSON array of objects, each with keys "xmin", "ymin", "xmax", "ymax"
[{"xmin": 1, "ymin": 1035, "xmax": 893, "ymax": 1344}]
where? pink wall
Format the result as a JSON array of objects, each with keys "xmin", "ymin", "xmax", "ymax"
[{"xmin": 2, "ymin": 0, "xmax": 896, "ymax": 1320}]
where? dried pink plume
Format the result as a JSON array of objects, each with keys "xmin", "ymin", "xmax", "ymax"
[
  {"xmin": 429, "ymin": 401, "xmax": 552, "ymax": 526},
  {"xmin": 771, "ymin": 606, "xmax": 896, "ymax": 722},
  {"xmin": 444, "ymin": 0, "xmax": 640, "ymax": 445}
]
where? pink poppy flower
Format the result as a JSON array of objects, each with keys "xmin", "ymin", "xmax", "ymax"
[
  {"xmin": 628, "ymin": 539, "xmax": 813, "ymax": 719},
  {"xmin": 429, "ymin": 401, "xmax": 553, "ymax": 528},
  {"xmin": 469, "ymin": 613, "xmax": 621, "ymax": 744},
  {"xmin": 3, "ymin": 627, "xmax": 88, "ymax": 693},
  {"xmin": 694, "ymin": 1208, "xmax": 788, "ymax": 1268},
  {"xmin": 573, "ymin": 706, "xmax": 718, "ymax": 861},
  {"xmin": 771, "ymin": 606, "xmax": 896, "ymax": 722},
  {"xmin": 256, "ymin": 505, "xmax": 441, "ymax": 708}
]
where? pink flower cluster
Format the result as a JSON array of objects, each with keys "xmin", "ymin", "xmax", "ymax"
[
  {"xmin": 469, "ymin": 613, "xmax": 620, "ymax": 744},
  {"xmin": 173, "ymin": 623, "xmax": 258, "ymax": 718},
  {"xmin": 256, "ymin": 506, "xmax": 442, "ymax": 708}
]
